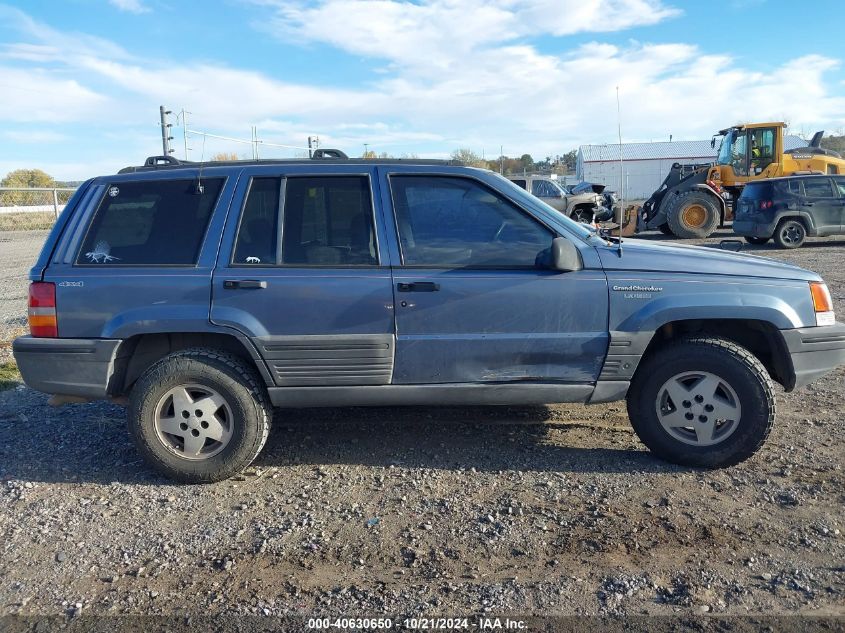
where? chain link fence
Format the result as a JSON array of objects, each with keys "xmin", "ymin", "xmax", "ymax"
[{"xmin": 0, "ymin": 187, "xmax": 75, "ymax": 345}]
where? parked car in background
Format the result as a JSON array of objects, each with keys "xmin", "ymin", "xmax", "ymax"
[
  {"xmin": 733, "ymin": 174, "xmax": 845, "ymax": 248},
  {"xmin": 509, "ymin": 175, "xmax": 606, "ymax": 223}
]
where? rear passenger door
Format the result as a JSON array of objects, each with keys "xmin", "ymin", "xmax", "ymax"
[
  {"xmin": 799, "ymin": 177, "xmax": 840, "ymax": 233},
  {"xmin": 210, "ymin": 165, "xmax": 397, "ymax": 387}
]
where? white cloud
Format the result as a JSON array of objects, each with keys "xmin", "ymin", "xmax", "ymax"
[
  {"xmin": 1, "ymin": 2, "xmax": 844, "ymax": 180},
  {"xmin": 108, "ymin": 0, "xmax": 150, "ymax": 14},
  {"xmin": 0, "ymin": 66, "xmax": 108, "ymax": 123}
]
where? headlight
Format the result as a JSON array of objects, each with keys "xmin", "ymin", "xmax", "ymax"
[{"xmin": 810, "ymin": 282, "xmax": 835, "ymax": 326}]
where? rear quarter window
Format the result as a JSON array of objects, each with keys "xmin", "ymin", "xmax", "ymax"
[{"xmin": 76, "ymin": 178, "xmax": 224, "ymax": 266}]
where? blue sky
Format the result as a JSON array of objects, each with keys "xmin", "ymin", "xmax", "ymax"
[{"xmin": 1, "ymin": 0, "xmax": 843, "ymax": 180}]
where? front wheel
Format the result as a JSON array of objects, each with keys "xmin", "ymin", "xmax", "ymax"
[
  {"xmin": 128, "ymin": 348, "xmax": 271, "ymax": 483},
  {"xmin": 626, "ymin": 337, "xmax": 775, "ymax": 468}
]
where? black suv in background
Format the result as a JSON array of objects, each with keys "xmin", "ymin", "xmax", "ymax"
[{"xmin": 733, "ymin": 174, "xmax": 845, "ymax": 248}]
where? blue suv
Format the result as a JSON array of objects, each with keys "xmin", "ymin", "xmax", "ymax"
[{"xmin": 13, "ymin": 154, "xmax": 845, "ymax": 482}]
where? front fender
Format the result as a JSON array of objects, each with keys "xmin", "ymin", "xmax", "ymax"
[{"xmin": 616, "ymin": 292, "xmax": 802, "ymax": 332}]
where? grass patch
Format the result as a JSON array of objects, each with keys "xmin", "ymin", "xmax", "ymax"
[
  {"xmin": 0, "ymin": 211, "xmax": 56, "ymax": 231},
  {"xmin": 0, "ymin": 361, "xmax": 20, "ymax": 391}
]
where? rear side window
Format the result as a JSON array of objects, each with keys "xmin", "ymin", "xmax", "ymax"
[
  {"xmin": 802, "ymin": 178, "xmax": 834, "ymax": 198},
  {"xmin": 77, "ymin": 178, "xmax": 223, "ymax": 265},
  {"xmin": 282, "ymin": 176, "xmax": 376, "ymax": 266},
  {"xmin": 833, "ymin": 176, "xmax": 845, "ymax": 197},
  {"xmin": 787, "ymin": 179, "xmax": 803, "ymax": 195}
]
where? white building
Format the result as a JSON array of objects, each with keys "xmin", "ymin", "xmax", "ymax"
[{"xmin": 576, "ymin": 136, "xmax": 805, "ymax": 200}]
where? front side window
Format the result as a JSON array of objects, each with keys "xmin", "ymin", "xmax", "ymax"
[
  {"xmin": 833, "ymin": 176, "xmax": 845, "ymax": 197},
  {"xmin": 390, "ymin": 175, "xmax": 554, "ymax": 267},
  {"xmin": 802, "ymin": 178, "xmax": 834, "ymax": 198},
  {"xmin": 282, "ymin": 176, "xmax": 376, "ymax": 266},
  {"xmin": 77, "ymin": 178, "xmax": 223, "ymax": 265}
]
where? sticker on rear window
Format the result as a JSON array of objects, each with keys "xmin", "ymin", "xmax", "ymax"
[
  {"xmin": 85, "ymin": 240, "xmax": 120, "ymax": 263},
  {"xmin": 108, "ymin": 186, "xmax": 120, "ymax": 197}
]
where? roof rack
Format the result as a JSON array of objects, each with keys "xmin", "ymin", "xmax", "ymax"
[{"xmin": 118, "ymin": 150, "xmax": 460, "ymax": 174}]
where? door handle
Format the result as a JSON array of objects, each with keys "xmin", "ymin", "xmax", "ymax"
[
  {"xmin": 223, "ymin": 279, "xmax": 267, "ymax": 289},
  {"xmin": 397, "ymin": 282, "xmax": 440, "ymax": 292}
]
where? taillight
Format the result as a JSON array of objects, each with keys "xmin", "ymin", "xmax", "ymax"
[
  {"xmin": 28, "ymin": 282, "xmax": 57, "ymax": 337},
  {"xmin": 809, "ymin": 282, "xmax": 835, "ymax": 326},
  {"xmin": 759, "ymin": 200, "xmax": 773, "ymax": 210}
]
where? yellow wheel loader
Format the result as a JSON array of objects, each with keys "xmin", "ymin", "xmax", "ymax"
[{"xmin": 634, "ymin": 122, "xmax": 845, "ymax": 238}]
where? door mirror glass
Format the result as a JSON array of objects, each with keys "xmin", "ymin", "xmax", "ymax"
[{"xmin": 550, "ymin": 237, "xmax": 582, "ymax": 272}]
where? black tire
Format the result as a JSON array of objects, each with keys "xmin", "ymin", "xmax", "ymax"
[
  {"xmin": 626, "ymin": 337, "xmax": 775, "ymax": 468},
  {"xmin": 128, "ymin": 348, "xmax": 271, "ymax": 483},
  {"xmin": 773, "ymin": 218, "xmax": 806, "ymax": 249},
  {"xmin": 658, "ymin": 223, "xmax": 673, "ymax": 235},
  {"xmin": 744, "ymin": 236, "xmax": 770, "ymax": 245},
  {"xmin": 666, "ymin": 190, "xmax": 720, "ymax": 239}
]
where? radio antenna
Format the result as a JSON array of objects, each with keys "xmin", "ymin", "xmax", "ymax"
[
  {"xmin": 616, "ymin": 85, "xmax": 624, "ymax": 255},
  {"xmin": 195, "ymin": 133, "xmax": 207, "ymax": 195}
]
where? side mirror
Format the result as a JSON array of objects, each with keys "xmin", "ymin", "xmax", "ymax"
[{"xmin": 551, "ymin": 237, "xmax": 583, "ymax": 272}]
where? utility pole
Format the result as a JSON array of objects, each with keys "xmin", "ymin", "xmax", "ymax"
[
  {"xmin": 159, "ymin": 106, "xmax": 174, "ymax": 156},
  {"xmin": 500, "ymin": 145, "xmax": 503, "ymax": 174},
  {"xmin": 308, "ymin": 136, "xmax": 320, "ymax": 158}
]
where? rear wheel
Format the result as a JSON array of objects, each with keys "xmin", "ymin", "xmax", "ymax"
[
  {"xmin": 774, "ymin": 219, "xmax": 806, "ymax": 249},
  {"xmin": 744, "ymin": 236, "xmax": 770, "ymax": 245},
  {"xmin": 128, "ymin": 348, "xmax": 271, "ymax": 483},
  {"xmin": 627, "ymin": 337, "xmax": 775, "ymax": 468},
  {"xmin": 666, "ymin": 191, "xmax": 720, "ymax": 239}
]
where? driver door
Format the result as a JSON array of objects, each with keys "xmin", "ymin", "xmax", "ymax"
[{"xmin": 381, "ymin": 169, "xmax": 609, "ymax": 385}]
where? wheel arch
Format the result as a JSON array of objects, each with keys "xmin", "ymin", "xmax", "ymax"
[
  {"xmin": 636, "ymin": 318, "xmax": 795, "ymax": 391},
  {"xmin": 113, "ymin": 331, "xmax": 274, "ymax": 396}
]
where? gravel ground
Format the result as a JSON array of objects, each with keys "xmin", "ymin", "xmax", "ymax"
[{"xmin": 0, "ymin": 228, "xmax": 843, "ymax": 624}]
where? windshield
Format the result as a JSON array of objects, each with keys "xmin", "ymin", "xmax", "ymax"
[
  {"xmin": 716, "ymin": 130, "xmax": 734, "ymax": 165},
  {"xmin": 491, "ymin": 173, "xmax": 592, "ymax": 239}
]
